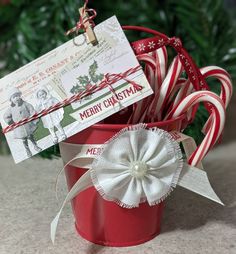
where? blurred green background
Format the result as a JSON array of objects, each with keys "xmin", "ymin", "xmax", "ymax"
[{"xmin": 0, "ymin": 0, "xmax": 235, "ymax": 158}]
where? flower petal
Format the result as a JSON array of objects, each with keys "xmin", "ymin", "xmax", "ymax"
[{"xmin": 142, "ymin": 175, "xmax": 170, "ymax": 204}]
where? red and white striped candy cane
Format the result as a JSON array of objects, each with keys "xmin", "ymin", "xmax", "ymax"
[
  {"xmin": 147, "ymin": 55, "xmax": 183, "ymax": 121},
  {"xmin": 136, "ymin": 48, "xmax": 168, "ymax": 123},
  {"xmin": 201, "ymin": 66, "xmax": 232, "ymax": 107},
  {"xmin": 171, "ymin": 79, "xmax": 193, "ymax": 109},
  {"xmin": 165, "ymin": 78, "xmax": 188, "ymax": 110},
  {"xmin": 166, "ymin": 91, "xmax": 225, "ymax": 166},
  {"xmin": 145, "ymin": 64, "xmax": 155, "ymax": 89},
  {"xmin": 200, "ymin": 66, "xmax": 232, "ymax": 134},
  {"xmin": 164, "ymin": 78, "xmax": 194, "ymax": 121},
  {"xmin": 128, "ymin": 54, "xmax": 157, "ymax": 124},
  {"xmin": 137, "ymin": 54, "xmax": 156, "ymax": 89},
  {"xmin": 151, "ymin": 46, "xmax": 168, "ymax": 90}
]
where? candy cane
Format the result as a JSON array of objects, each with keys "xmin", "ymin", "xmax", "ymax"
[
  {"xmin": 166, "ymin": 65, "xmax": 232, "ymax": 127},
  {"xmin": 136, "ymin": 48, "xmax": 168, "ymax": 123},
  {"xmin": 151, "ymin": 46, "xmax": 168, "ymax": 90},
  {"xmin": 200, "ymin": 66, "xmax": 232, "ymax": 134},
  {"xmin": 165, "ymin": 78, "xmax": 188, "ymax": 110},
  {"xmin": 128, "ymin": 54, "xmax": 157, "ymax": 124},
  {"xmin": 163, "ymin": 78, "xmax": 187, "ymax": 121},
  {"xmin": 166, "ymin": 91, "xmax": 225, "ymax": 166},
  {"xmin": 164, "ymin": 79, "xmax": 194, "ymax": 121},
  {"xmin": 145, "ymin": 64, "xmax": 155, "ymax": 89},
  {"xmin": 130, "ymin": 51, "xmax": 168, "ymax": 123},
  {"xmin": 147, "ymin": 56, "xmax": 183, "ymax": 121},
  {"xmin": 171, "ymin": 79, "xmax": 193, "ymax": 109},
  {"xmin": 201, "ymin": 66, "xmax": 232, "ymax": 107},
  {"xmin": 137, "ymin": 54, "xmax": 156, "ymax": 90}
]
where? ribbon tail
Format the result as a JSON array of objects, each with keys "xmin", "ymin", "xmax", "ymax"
[
  {"xmin": 54, "ymin": 158, "xmax": 74, "ymax": 201},
  {"xmin": 51, "ymin": 170, "xmax": 93, "ymax": 244},
  {"xmin": 56, "ymin": 142, "xmax": 99, "ymax": 200},
  {"xmin": 55, "ymin": 155, "xmax": 94, "ymax": 201},
  {"xmin": 177, "ymin": 163, "xmax": 224, "ymax": 206}
]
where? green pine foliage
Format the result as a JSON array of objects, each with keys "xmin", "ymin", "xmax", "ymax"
[{"xmin": 0, "ymin": 0, "xmax": 235, "ymax": 157}]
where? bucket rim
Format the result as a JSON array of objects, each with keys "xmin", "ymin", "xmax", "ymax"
[{"xmin": 93, "ymin": 114, "xmax": 186, "ymax": 130}]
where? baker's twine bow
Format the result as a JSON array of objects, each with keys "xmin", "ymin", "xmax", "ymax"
[
  {"xmin": 65, "ymin": 0, "xmax": 97, "ymax": 36},
  {"xmin": 2, "ymin": 66, "xmax": 142, "ymax": 134},
  {"xmin": 104, "ymin": 66, "xmax": 143, "ymax": 100}
]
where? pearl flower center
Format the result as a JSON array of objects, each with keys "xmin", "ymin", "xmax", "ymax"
[{"xmin": 130, "ymin": 161, "xmax": 148, "ymax": 179}]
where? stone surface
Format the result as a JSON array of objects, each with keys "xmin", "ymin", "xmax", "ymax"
[{"xmin": 0, "ymin": 140, "xmax": 236, "ymax": 254}]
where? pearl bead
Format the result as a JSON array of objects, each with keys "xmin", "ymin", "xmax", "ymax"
[{"xmin": 129, "ymin": 161, "xmax": 148, "ymax": 179}]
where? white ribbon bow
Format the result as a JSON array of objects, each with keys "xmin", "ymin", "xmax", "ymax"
[{"xmin": 90, "ymin": 125, "xmax": 183, "ymax": 208}]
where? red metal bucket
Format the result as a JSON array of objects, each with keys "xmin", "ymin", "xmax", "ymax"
[{"xmin": 61, "ymin": 115, "xmax": 185, "ymax": 247}]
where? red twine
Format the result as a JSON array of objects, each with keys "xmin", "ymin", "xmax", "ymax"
[
  {"xmin": 65, "ymin": 0, "xmax": 97, "ymax": 36},
  {"xmin": 2, "ymin": 66, "xmax": 142, "ymax": 134}
]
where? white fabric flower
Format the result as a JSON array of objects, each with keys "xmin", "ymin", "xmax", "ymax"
[{"xmin": 91, "ymin": 125, "xmax": 183, "ymax": 208}]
